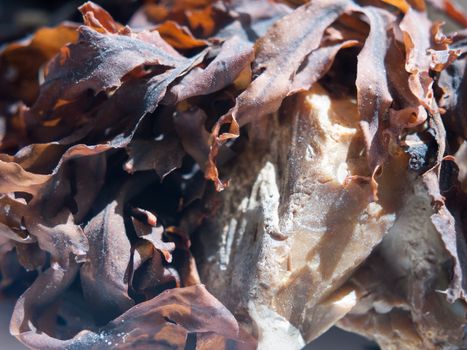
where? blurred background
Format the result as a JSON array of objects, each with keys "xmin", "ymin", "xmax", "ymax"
[
  {"xmin": 0, "ymin": 0, "xmax": 138, "ymax": 44},
  {"xmin": 1, "ymin": 0, "xmax": 466, "ymax": 44}
]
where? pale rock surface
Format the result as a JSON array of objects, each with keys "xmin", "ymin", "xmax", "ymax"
[
  {"xmin": 338, "ymin": 178, "xmax": 466, "ymax": 349},
  {"xmin": 195, "ymin": 85, "xmax": 397, "ymax": 346}
]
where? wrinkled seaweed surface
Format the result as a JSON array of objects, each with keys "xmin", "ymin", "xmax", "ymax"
[{"xmin": 0, "ymin": 0, "xmax": 466, "ymax": 349}]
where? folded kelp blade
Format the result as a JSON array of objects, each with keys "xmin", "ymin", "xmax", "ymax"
[
  {"xmin": 80, "ymin": 177, "xmax": 143, "ymax": 325},
  {"xmin": 11, "ymin": 284, "xmax": 255, "ymax": 349},
  {"xmin": 30, "ymin": 25, "xmax": 185, "ymax": 118},
  {"xmin": 223, "ymin": 0, "xmax": 354, "ymax": 127},
  {"xmin": 0, "ymin": 144, "xmax": 110, "ymax": 272},
  {"xmin": 205, "ymin": 0, "xmax": 359, "ymax": 190}
]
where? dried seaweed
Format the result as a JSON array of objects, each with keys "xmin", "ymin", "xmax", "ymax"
[{"xmin": 0, "ymin": 0, "xmax": 466, "ymax": 349}]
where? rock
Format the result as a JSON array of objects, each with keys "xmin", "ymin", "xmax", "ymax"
[
  {"xmin": 338, "ymin": 177, "xmax": 466, "ymax": 350},
  {"xmin": 195, "ymin": 85, "xmax": 397, "ymax": 347}
]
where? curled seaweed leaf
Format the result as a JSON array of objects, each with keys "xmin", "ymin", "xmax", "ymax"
[{"xmin": 0, "ymin": 1, "xmax": 466, "ymax": 349}]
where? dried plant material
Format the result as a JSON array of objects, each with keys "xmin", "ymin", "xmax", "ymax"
[
  {"xmin": 0, "ymin": 24, "xmax": 78, "ymax": 104},
  {"xmin": 355, "ymin": 7, "xmax": 393, "ymax": 168},
  {"xmin": 81, "ymin": 192, "xmax": 134, "ymax": 322},
  {"xmin": 31, "ymin": 26, "xmax": 183, "ymax": 116},
  {"xmin": 165, "ymin": 36, "xmax": 254, "ymax": 103},
  {"xmin": 11, "ymin": 284, "xmax": 254, "ymax": 349},
  {"xmin": 156, "ymin": 21, "xmax": 208, "ymax": 49},
  {"xmin": 437, "ymin": 29, "xmax": 467, "ymax": 142},
  {"xmin": 227, "ymin": 0, "xmax": 352, "ymax": 126},
  {"xmin": 125, "ymin": 138, "xmax": 185, "ymax": 178},
  {"xmin": 0, "ymin": 1, "xmax": 466, "ymax": 349},
  {"xmin": 132, "ymin": 216, "xmax": 176, "ymax": 263},
  {"xmin": 427, "ymin": 0, "xmax": 467, "ymax": 26},
  {"xmin": 79, "ymin": 2, "xmax": 124, "ymax": 34}
]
